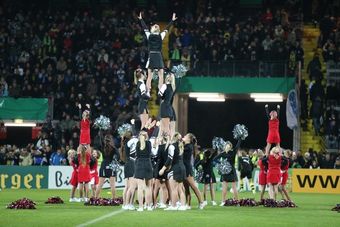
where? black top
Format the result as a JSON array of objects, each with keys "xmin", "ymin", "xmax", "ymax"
[
  {"xmin": 195, "ymin": 153, "xmax": 216, "ymax": 174},
  {"xmin": 136, "ymin": 141, "xmax": 152, "ymax": 159},
  {"xmin": 183, "ymin": 144, "xmax": 193, "ymax": 167},
  {"xmin": 238, "ymin": 156, "xmax": 253, "ymax": 172},
  {"xmin": 162, "ymin": 84, "xmax": 173, "ymax": 104},
  {"xmin": 213, "ymin": 139, "xmax": 241, "ymax": 165},
  {"xmin": 102, "ymin": 144, "xmax": 120, "ymax": 162},
  {"xmin": 157, "ymin": 143, "xmax": 168, "ymax": 164},
  {"xmin": 165, "ymin": 142, "xmax": 181, "ymax": 167}
]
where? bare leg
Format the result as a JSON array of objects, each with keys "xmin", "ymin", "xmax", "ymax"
[
  {"xmin": 203, "ymin": 184, "xmax": 208, "ymax": 201},
  {"xmin": 91, "ymin": 184, "xmax": 96, "ymax": 197},
  {"xmin": 210, "ymin": 183, "xmax": 216, "ymax": 202},
  {"xmin": 127, "ymin": 178, "xmax": 138, "ymax": 205},
  {"xmin": 123, "ymin": 178, "xmax": 130, "ymax": 205},
  {"xmin": 79, "ymin": 183, "xmax": 84, "ymax": 199},
  {"xmin": 183, "ymin": 180, "xmax": 191, "ymax": 206},
  {"xmin": 170, "ymin": 121, "xmax": 176, "ymax": 138},
  {"xmin": 84, "ymin": 183, "xmax": 89, "ymax": 199},
  {"xmin": 109, "ymin": 177, "xmax": 116, "ymax": 199},
  {"xmin": 231, "ymin": 182, "xmax": 238, "ymax": 200},
  {"xmin": 145, "ymin": 179, "xmax": 152, "ymax": 207},
  {"xmin": 160, "ymin": 181, "xmax": 169, "ymax": 204},
  {"xmin": 147, "ymin": 69, "xmax": 152, "ymax": 91},
  {"xmin": 70, "ymin": 186, "xmax": 77, "ymax": 198},
  {"xmin": 95, "ymin": 178, "xmax": 105, "ymax": 198},
  {"xmin": 169, "ymin": 179, "xmax": 178, "ymax": 207},
  {"xmin": 260, "ymin": 185, "xmax": 266, "ymax": 200},
  {"xmin": 178, "ymin": 182, "xmax": 186, "ymax": 207},
  {"xmin": 137, "ymin": 179, "xmax": 145, "ymax": 209},
  {"xmin": 158, "ymin": 68, "xmax": 164, "ymax": 90},
  {"xmin": 265, "ymin": 143, "xmax": 271, "ymax": 155},
  {"xmin": 153, "ymin": 179, "xmax": 161, "ymax": 205},
  {"xmin": 222, "ymin": 181, "xmax": 227, "ymax": 202},
  {"xmin": 161, "ymin": 118, "xmax": 170, "ymax": 136},
  {"xmin": 187, "ymin": 176, "xmax": 203, "ymax": 203},
  {"xmin": 282, "ymin": 186, "xmax": 291, "ymax": 201},
  {"xmin": 268, "ymin": 184, "xmax": 274, "ymax": 199},
  {"xmin": 273, "ymin": 184, "xmax": 279, "ymax": 200}
]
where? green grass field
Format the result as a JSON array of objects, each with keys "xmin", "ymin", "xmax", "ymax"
[{"xmin": 0, "ymin": 189, "xmax": 339, "ymax": 227}]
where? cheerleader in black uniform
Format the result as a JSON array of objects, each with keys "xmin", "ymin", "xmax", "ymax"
[
  {"xmin": 134, "ymin": 131, "xmax": 153, "ymax": 211},
  {"xmin": 152, "ymin": 134, "xmax": 171, "ymax": 208},
  {"xmin": 134, "ymin": 69, "xmax": 150, "ymax": 129},
  {"xmin": 213, "ymin": 139, "xmax": 241, "ymax": 205},
  {"xmin": 124, "ymin": 129, "xmax": 140, "ymax": 210},
  {"xmin": 158, "ymin": 73, "xmax": 175, "ymax": 136},
  {"xmin": 159, "ymin": 133, "xmax": 186, "ymax": 211},
  {"xmin": 182, "ymin": 133, "xmax": 204, "ymax": 209},
  {"xmin": 138, "ymin": 12, "xmax": 177, "ymax": 92},
  {"xmin": 95, "ymin": 134, "xmax": 120, "ymax": 199},
  {"xmin": 195, "ymin": 149, "xmax": 217, "ymax": 206},
  {"xmin": 120, "ymin": 131, "xmax": 134, "ymax": 209}
]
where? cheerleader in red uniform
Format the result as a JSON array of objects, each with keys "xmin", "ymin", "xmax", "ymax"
[
  {"xmin": 279, "ymin": 149, "xmax": 291, "ymax": 201},
  {"xmin": 78, "ymin": 104, "xmax": 91, "ymax": 146},
  {"xmin": 90, "ymin": 149, "xmax": 100, "ymax": 198},
  {"xmin": 257, "ymin": 149, "xmax": 268, "ymax": 201},
  {"xmin": 265, "ymin": 104, "xmax": 281, "ymax": 155},
  {"xmin": 266, "ymin": 146, "xmax": 282, "ymax": 200},
  {"xmin": 68, "ymin": 149, "xmax": 79, "ymax": 202},
  {"xmin": 77, "ymin": 145, "xmax": 91, "ymax": 202}
]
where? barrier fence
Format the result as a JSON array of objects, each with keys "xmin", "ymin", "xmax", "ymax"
[{"xmin": 0, "ymin": 166, "xmax": 339, "ymax": 194}]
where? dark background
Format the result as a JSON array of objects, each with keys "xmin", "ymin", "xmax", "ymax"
[{"xmin": 188, "ymin": 99, "xmax": 293, "ymax": 149}]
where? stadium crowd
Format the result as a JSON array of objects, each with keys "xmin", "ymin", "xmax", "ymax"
[{"xmin": 0, "ymin": 1, "xmax": 339, "ymax": 169}]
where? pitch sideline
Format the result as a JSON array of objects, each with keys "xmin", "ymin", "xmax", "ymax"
[{"xmin": 76, "ymin": 209, "xmax": 125, "ymax": 227}]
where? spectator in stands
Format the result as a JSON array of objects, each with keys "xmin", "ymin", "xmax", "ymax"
[
  {"xmin": 50, "ymin": 148, "xmax": 66, "ymax": 165},
  {"xmin": 19, "ymin": 148, "xmax": 33, "ymax": 166},
  {"xmin": 310, "ymin": 96, "xmax": 324, "ymax": 136},
  {"xmin": 320, "ymin": 153, "xmax": 335, "ymax": 168},
  {"xmin": 307, "ymin": 54, "xmax": 322, "ymax": 81},
  {"xmin": 334, "ymin": 157, "xmax": 340, "ymax": 169}
]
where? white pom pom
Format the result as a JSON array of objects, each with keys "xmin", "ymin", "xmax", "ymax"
[
  {"xmin": 94, "ymin": 115, "xmax": 111, "ymax": 130},
  {"xmin": 232, "ymin": 124, "xmax": 248, "ymax": 140}
]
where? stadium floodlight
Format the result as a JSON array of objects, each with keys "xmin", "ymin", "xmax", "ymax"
[
  {"xmin": 250, "ymin": 93, "xmax": 283, "ymax": 99},
  {"xmin": 189, "ymin": 93, "xmax": 221, "ymax": 98},
  {"xmin": 4, "ymin": 122, "xmax": 36, "ymax": 127},
  {"xmin": 196, "ymin": 97, "xmax": 225, "ymax": 102},
  {"xmin": 254, "ymin": 98, "xmax": 283, "ymax": 102}
]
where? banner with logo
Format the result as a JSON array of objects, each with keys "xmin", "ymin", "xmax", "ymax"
[
  {"xmin": 48, "ymin": 166, "xmax": 125, "ymax": 189},
  {"xmin": 292, "ymin": 169, "xmax": 340, "ymax": 194},
  {"xmin": 0, "ymin": 166, "xmax": 48, "ymax": 189}
]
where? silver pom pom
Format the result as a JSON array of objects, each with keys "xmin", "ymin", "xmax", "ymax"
[
  {"xmin": 216, "ymin": 159, "xmax": 232, "ymax": 175},
  {"xmin": 232, "ymin": 124, "xmax": 248, "ymax": 140},
  {"xmin": 171, "ymin": 64, "xmax": 187, "ymax": 78},
  {"xmin": 194, "ymin": 168, "xmax": 204, "ymax": 182},
  {"xmin": 109, "ymin": 159, "xmax": 121, "ymax": 173},
  {"xmin": 212, "ymin": 137, "xmax": 226, "ymax": 151},
  {"xmin": 117, "ymin": 123, "xmax": 133, "ymax": 137},
  {"xmin": 94, "ymin": 115, "xmax": 111, "ymax": 130}
]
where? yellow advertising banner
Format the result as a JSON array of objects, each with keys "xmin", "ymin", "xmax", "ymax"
[{"xmin": 292, "ymin": 169, "xmax": 340, "ymax": 194}]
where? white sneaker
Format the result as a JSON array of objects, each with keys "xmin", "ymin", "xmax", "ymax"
[
  {"xmin": 158, "ymin": 203, "xmax": 167, "ymax": 209},
  {"xmin": 176, "ymin": 201, "xmax": 181, "ymax": 207},
  {"xmin": 122, "ymin": 205, "xmax": 128, "ymax": 210},
  {"xmin": 164, "ymin": 206, "xmax": 177, "ymax": 211},
  {"xmin": 84, "ymin": 198, "xmax": 89, "ymax": 202},
  {"xmin": 178, "ymin": 205, "xmax": 187, "ymax": 211},
  {"xmin": 69, "ymin": 198, "xmax": 76, "ymax": 202},
  {"xmin": 219, "ymin": 201, "xmax": 225, "ymax": 206},
  {"xmin": 199, "ymin": 203, "xmax": 205, "ymax": 210},
  {"xmin": 147, "ymin": 206, "xmax": 153, "ymax": 211},
  {"xmin": 137, "ymin": 207, "xmax": 143, "ymax": 212},
  {"xmin": 202, "ymin": 200, "xmax": 208, "ymax": 206},
  {"xmin": 186, "ymin": 205, "xmax": 191, "ymax": 210},
  {"xmin": 212, "ymin": 201, "xmax": 217, "ymax": 206},
  {"xmin": 128, "ymin": 204, "xmax": 135, "ymax": 211},
  {"xmin": 79, "ymin": 198, "xmax": 84, "ymax": 202}
]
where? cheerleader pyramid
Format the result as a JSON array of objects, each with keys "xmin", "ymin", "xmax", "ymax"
[{"xmin": 67, "ymin": 12, "xmax": 293, "ymax": 211}]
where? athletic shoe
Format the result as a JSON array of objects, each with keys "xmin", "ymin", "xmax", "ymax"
[
  {"xmin": 202, "ymin": 200, "xmax": 208, "ymax": 206},
  {"xmin": 158, "ymin": 203, "xmax": 167, "ymax": 209},
  {"xmin": 147, "ymin": 206, "xmax": 154, "ymax": 211},
  {"xmin": 219, "ymin": 201, "xmax": 225, "ymax": 206},
  {"xmin": 69, "ymin": 198, "xmax": 76, "ymax": 202},
  {"xmin": 186, "ymin": 205, "xmax": 191, "ymax": 210},
  {"xmin": 122, "ymin": 205, "xmax": 128, "ymax": 210},
  {"xmin": 199, "ymin": 202, "xmax": 205, "ymax": 210},
  {"xmin": 78, "ymin": 198, "xmax": 84, "ymax": 202},
  {"xmin": 128, "ymin": 204, "xmax": 135, "ymax": 211},
  {"xmin": 136, "ymin": 207, "xmax": 143, "ymax": 212},
  {"xmin": 178, "ymin": 206, "xmax": 187, "ymax": 211},
  {"xmin": 164, "ymin": 206, "xmax": 177, "ymax": 211},
  {"xmin": 176, "ymin": 201, "xmax": 181, "ymax": 207},
  {"xmin": 212, "ymin": 201, "xmax": 217, "ymax": 206}
]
